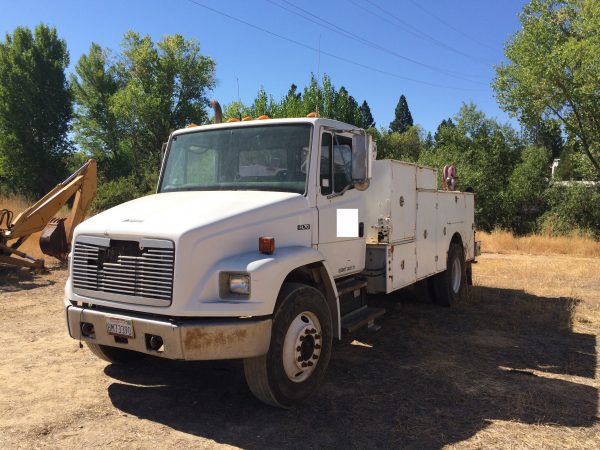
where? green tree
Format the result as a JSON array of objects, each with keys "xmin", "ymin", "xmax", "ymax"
[
  {"xmin": 0, "ymin": 24, "xmax": 71, "ymax": 197},
  {"xmin": 222, "ymin": 100, "xmax": 247, "ymax": 122},
  {"xmin": 493, "ymin": 0, "xmax": 600, "ymax": 179},
  {"xmin": 506, "ymin": 146, "xmax": 551, "ymax": 233},
  {"xmin": 334, "ymin": 87, "xmax": 361, "ymax": 126},
  {"xmin": 378, "ymin": 126, "xmax": 423, "ymax": 162},
  {"xmin": 279, "ymin": 84, "xmax": 303, "ymax": 118},
  {"xmin": 526, "ymin": 118, "xmax": 563, "ymax": 160},
  {"xmin": 419, "ymin": 103, "xmax": 524, "ymax": 231},
  {"xmin": 222, "ymin": 75, "xmax": 369, "ymax": 128},
  {"xmin": 389, "ymin": 94, "xmax": 413, "ymax": 133},
  {"xmin": 434, "ymin": 118, "xmax": 455, "ymax": 144},
  {"xmin": 359, "ymin": 100, "xmax": 375, "ymax": 129},
  {"xmin": 248, "ymin": 87, "xmax": 277, "ymax": 118},
  {"xmin": 424, "ymin": 131, "xmax": 434, "ymax": 149},
  {"xmin": 554, "ymin": 136, "xmax": 596, "ymax": 180},
  {"xmin": 70, "ymin": 44, "xmax": 124, "ymax": 177},
  {"xmin": 302, "ymin": 74, "xmax": 323, "ymax": 117},
  {"xmin": 72, "ymin": 31, "xmax": 216, "ymax": 202}
]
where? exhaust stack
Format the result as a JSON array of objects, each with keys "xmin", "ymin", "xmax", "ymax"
[{"xmin": 211, "ymin": 100, "xmax": 222, "ymax": 124}]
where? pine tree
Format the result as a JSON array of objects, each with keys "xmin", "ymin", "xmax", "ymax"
[
  {"xmin": 425, "ymin": 131, "xmax": 434, "ymax": 149},
  {"xmin": 389, "ymin": 94, "xmax": 413, "ymax": 133},
  {"xmin": 359, "ymin": 100, "xmax": 375, "ymax": 129}
]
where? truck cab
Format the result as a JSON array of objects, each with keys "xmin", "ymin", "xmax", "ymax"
[{"xmin": 65, "ymin": 117, "xmax": 476, "ymax": 407}]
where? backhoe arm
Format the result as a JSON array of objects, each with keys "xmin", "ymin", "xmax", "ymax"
[{"xmin": 9, "ymin": 159, "xmax": 97, "ymax": 241}]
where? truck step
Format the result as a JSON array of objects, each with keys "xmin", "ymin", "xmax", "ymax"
[
  {"xmin": 341, "ymin": 306, "xmax": 386, "ymax": 333},
  {"xmin": 335, "ymin": 277, "xmax": 367, "ymax": 297}
]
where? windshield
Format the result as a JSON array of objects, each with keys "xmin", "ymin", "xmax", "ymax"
[{"xmin": 159, "ymin": 124, "xmax": 312, "ymax": 194}]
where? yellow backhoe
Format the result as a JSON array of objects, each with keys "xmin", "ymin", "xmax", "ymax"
[{"xmin": 0, "ymin": 159, "xmax": 97, "ymax": 270}]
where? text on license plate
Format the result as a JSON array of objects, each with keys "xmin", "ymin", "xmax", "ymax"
[{"xmin": 106, "ymin": 317, "xmax": 135, "ymax": 338}]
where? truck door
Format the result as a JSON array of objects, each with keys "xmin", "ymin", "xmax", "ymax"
[{"xmin": 316, "ymin": 130, "xmax": 366, "ymax": 278}]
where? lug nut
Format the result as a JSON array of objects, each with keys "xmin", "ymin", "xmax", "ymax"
[
  {"xmin": 301, "ymin": 362, "xmax": 308, "ymax": 368},
  {"xmin": 300, "ymin": 336, "xmax": 305, "ymax": 341},
  {"xmin": 312, "ymin": 355, "xmax": 319, "ymax": 360},
  {"xmin": 296, "ymin": 346, "xmax": 301, "ymax": 351},
  {"xmin": 297, "ymin": 356, "xmax": 303, "ymax": 362},
  {"xmin": 315, "ymin": 344, "xmax": 321, "ymax": 349},
  {"xmin": 305, "ymin": 329, "xmax": 311, "ymax": 335},
  {"xmin": 310, "ymin": 328, "xmax": 316, "ymax": 334},
  {"xmin": 315, "ymin": 334, "xmax": 321, "ymax": 339},
  {"xmin": 307, "ymin": 361, "xmax": 314, "ymax": 367}
]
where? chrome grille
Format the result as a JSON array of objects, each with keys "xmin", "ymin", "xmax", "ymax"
[{"xmin": 72, "ymin": 238, "xmax": 174, "ymax": 304}]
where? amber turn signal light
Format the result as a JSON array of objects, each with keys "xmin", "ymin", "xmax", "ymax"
[{"xmin": 259, "ymin": 236, "xmax": 275, "ymax": 254}]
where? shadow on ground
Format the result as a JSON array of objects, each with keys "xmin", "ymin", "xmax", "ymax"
[
  {"xmin": 105, "ymin": 286, "xmax": 597, "ymax": 449},
  {"xmin": 0, "ymin": 267, "xmax": 56, "ymax": 292}
]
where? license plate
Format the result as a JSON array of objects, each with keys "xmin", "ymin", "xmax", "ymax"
[{"xmin": 106, "ymin": 317, "xmax": 135, "ymax": 338}]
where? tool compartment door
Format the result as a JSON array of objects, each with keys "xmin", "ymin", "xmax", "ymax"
[
  {"xmin": 416, "ymin": 191, "xmax": 438, "ymax": 279},
  {"xmin": 389, "ymin": 241, "xmax": 417, "ymax": 292},
  {"xmin": 389, "ymin": 162, "xmax": 416, "ymax": 243}
]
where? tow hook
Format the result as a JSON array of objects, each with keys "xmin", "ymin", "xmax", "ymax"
[
  {"xmin": 81, "ymin": 322, "xmax": 95, "ymax": 338},
  {"xmin": 146, "ymin": 334, "xmax": 164, "ymax": 352}
]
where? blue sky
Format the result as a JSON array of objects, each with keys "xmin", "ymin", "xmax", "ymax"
[{"xmin": 0, "ymin": 0, "xmax": 528, "ymax": 133}]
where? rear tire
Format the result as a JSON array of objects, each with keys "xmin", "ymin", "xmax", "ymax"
[
  {"xmin": 244, "ymin": 283, "xmax": 333, "ymax": 408},
  {"xmin": 86, "ymin": 342, "xmax": 144, "ymax": 364},
  {"xmin": 433, "ymin": 243, "xmax": 466, "ymax": 307}
]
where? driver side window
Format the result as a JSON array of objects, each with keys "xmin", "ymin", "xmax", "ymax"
[{"xmin": 320, "ymin": 132, "xmax": 353, "ymax": 196}]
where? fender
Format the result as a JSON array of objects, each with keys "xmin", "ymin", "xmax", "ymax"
[{"xmin": 211, "ymin": 246, "xmax": 340, "ymax": 334}]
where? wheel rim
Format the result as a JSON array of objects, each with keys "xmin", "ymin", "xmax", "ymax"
[
  {"xmin": 282, "ymin": 311, "xmax": 322, "ymax": 383},
  {"xmin": 451, "ymin": 256, "xmax": 462, "ymax": 294}
]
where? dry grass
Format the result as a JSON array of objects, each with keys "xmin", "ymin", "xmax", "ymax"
[
  {"xmin": 473, "ymin": 253, "xmax": 600, "ymax": 332},
  {"xmin": 0, "ymin": 193, "xmax": 32, "ymax": 214},
  {"xmin": 479, "ymin": 228, "xmax": 600, "ymax": 258}
]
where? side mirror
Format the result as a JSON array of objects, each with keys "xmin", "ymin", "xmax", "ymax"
[{"xmin": 352, "ymin": 134, "xmax": 370, "ymax": 191}]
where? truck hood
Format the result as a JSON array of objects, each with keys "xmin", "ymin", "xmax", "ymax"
[{"xmin": 75, "ymin": 191, "xmax": 306, "ymax": 240}]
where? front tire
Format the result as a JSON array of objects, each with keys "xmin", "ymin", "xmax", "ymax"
[
  {"xmin": 433, "ymin": 243, "xmax": 466, "ymax": 307},
  {"xmin": 244, "ymin": 283, "xmax": 333, "ymax": 408},
  {"xmin": 86, "ymin": 342, "xmax": 144, "ymax": 364}
]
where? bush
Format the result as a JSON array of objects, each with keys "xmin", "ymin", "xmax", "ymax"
[
  {"xmin": 92, "ymin": 176, "xmax": 143, "ymax": 213},
  {"xmin": 539, "ymin": 183, "xmax": 600, "ymax": 239}
]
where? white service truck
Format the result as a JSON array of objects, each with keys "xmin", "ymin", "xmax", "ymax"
[{"xmin": 65, "ymin": 116, "xmax": 478, "ymax": 407}]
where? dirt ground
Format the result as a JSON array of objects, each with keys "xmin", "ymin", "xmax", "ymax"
[{"xmin": 0, "ymin": 253, "xmax": 598, "ymax": 449}]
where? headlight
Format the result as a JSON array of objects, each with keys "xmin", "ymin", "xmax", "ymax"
[{"xmin": 228, "ymin": 274, "xmax": 250, "ymax": 295}]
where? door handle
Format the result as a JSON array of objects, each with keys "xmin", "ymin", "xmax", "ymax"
[{"xmin": 359, "ymin": 222, "xmax": 364, "ymax": 238}]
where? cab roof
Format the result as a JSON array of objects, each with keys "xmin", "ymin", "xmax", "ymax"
[{"xmin": 171, "ymin": 117, "xmax": 361, "ymax": 137}]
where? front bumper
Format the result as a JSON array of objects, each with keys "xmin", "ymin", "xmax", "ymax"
[{"xmin": 66, "ymin": 306, "xmax": 272, "ymax": 360}]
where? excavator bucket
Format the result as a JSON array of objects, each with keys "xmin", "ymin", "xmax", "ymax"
[{"xmin": 39, "ymin": 218, "xmax": 68, "ymax": 261}]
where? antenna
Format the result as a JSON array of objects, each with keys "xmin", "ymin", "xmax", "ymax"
[
  {"xmin": 316, "ymin": 34, "xmax": 321, "ymax": 117},
  {"xmin": 236, "ymin": 75, "xmax": 241, "ymax": 120}
]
